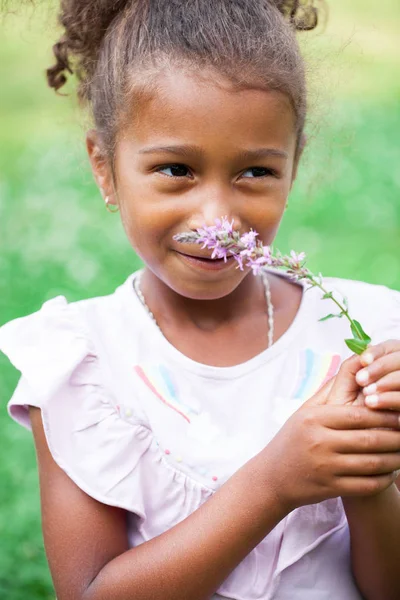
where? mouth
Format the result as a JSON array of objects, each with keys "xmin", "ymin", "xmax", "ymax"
[{"xmin": 175, "ymin": 250, "xmax": 236, "ymax": 271}]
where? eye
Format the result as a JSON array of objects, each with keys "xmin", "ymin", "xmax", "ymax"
[
  {"xmin": 241, "ymin": 167, "xmax": 277, "ymax": 178},
  {"xmin": 154, "ymin": 164, "xmax": 277, "ymax": 179},
  {"xmin": 155, "ymin": 164, "xmax": 191, "ymax": 178}
]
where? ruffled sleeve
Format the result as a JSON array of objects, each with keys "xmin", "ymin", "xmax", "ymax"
[{"xmin": 0, "ymin": 296, "xmax": 152, "ymax": 517}]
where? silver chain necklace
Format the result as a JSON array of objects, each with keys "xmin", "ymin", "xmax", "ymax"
[{"xmin": 133, "ymin": 270, "xmax": 275, "ymax": 348}]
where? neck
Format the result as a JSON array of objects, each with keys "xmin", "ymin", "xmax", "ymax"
[{"xmin": 139, "ymin": 268, "xmax": 268, "ymax": 331}]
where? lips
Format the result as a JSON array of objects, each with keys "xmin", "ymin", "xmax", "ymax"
[
  {"xmin": 176, "ymin": 250, "xmax": 224, "ymax": 261},
  {"xmin": 175, "ymin": 250, "xmax": 236, "ymax": 272}
]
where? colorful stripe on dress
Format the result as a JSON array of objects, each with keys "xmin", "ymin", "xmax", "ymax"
[
  {"xmin": 134, "ymin": 363, "xmax": 198, "ymax": 423},
  {"xmin": 292, "ymin": 349, "xmax": 341, "ymax": 401}
]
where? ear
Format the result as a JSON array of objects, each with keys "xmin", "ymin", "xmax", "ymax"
[
  {"xmin": 290, "ymin": 132, "xmax": 307, "ymax": 188},
  {"xmin": 86, "ymin": 129, "xmax": 117, "ymax": 206}
]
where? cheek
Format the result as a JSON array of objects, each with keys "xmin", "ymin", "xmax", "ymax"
[
  {"xmin": 242, "ymin": 191, "xmax": 288, "ymax": 244},
  {"xmin": 119, "ymin": 198, "xmax": 176, "ymax": 252},
  {"xmin": 245, "ymin": 188, "xmax": 287, "ymax": 223}
]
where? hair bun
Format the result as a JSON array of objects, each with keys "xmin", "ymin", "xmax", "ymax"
[
  {"xmin": 46, "ymin": 0, "xmax": 131, "ymax": 98},
  {"xmin": 274, "ymin": 0, "xmax": 319, "ymax": 31},
  {"xmin": 46, "ymin": 35, "xmax": 73, "ymax": 94}
]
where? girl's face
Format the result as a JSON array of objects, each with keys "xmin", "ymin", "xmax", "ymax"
[{"xmin": 88, "ymin": 67, "xmax": 303, "ymax": 300}]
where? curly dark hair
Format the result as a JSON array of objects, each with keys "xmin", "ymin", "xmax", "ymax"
[{"xmin": 45, "ymin": 0, "xmax": 324, "ymax": 169}]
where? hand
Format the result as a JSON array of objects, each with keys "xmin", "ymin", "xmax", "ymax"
[
  {"xmin": 261, "ymin": 399, "xmax": 400, "ymax": 513},
  {"xmin": 259, "ymin": 357, "xmax": 400, "ymax": 512},
  {"xmin": 356, "ymin": 340, "xmax": 400, "ymax": 411},
  {"xmin": 317, "ymin": 352, "xmax": 366, "ymax": 407},
  {"xmin": 314, "ymin": 340, "xmax": 400, "ymax": 410}
]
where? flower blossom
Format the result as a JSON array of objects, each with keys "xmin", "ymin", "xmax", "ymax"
[
  {"xmin": 216, "ymin": 216, "xmax": 235, "ymax": 234},
  {"xmin": 173, "ymin": 217, "xmax": 372, "ymax": 356},
  {"xmin": 240, "ymin": 230, "xmax": 258, "ymax": 249}
]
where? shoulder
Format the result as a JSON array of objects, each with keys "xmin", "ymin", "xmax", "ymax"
[
  {"xmin": 320, "ymin": 275, "xmax": 400, "ymax": 311},
  {"xmin": 0, "ymin": 277, "xmax": 154, "ymax": 516},
  {"xmin": 0, "ymin": 272, "xmax": 137, "ymax": 372},
  {"xmin": 0, "ymin": 271, "xmax": 149, "ymax": 430},
  {"xmin": 0, "ymin": 270, "xmax": 137, "ymax": 337},
  {"xmin": 318, "ymin": 275, "xmax": 400, "ymax": 343}
]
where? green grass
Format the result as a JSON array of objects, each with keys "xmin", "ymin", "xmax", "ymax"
[{"xmin": 0, "ymin": 2, "xmax": 399, "ymax": 598}]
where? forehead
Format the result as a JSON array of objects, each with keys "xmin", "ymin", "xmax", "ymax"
[{"xmin": 120, "ymin": 67, "xmax": 297, "ymax": 153}]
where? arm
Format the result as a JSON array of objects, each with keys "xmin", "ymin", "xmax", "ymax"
[
  {"xmin": 342, "ymin": 478, "xmax": 400, "ymax": 600},
  {"xmin": 29, "ymin": 406, "xmax": 288, "ymax": 600},
  {"xmin": 340, "ymin": 341, "xmax": 400, "ymax": 599}
]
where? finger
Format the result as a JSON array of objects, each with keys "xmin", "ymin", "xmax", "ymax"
[
  {"xmin": 326, "ymin": 354, "xmax": 363, "ymax": 405},
  {"xmin": 338, "ymin": 472, "xmax": 398, "ymax": 497},
  {"xmin": 359, "ymin": 340, "xmax": 400, "ymax": 368},
  {"xmin": 364, "ymin": 392, "xmax": 400, "ymax": 410},
  {"xmin": 336, "ymin": 453, "xmax": 400, "ymax": 477},
  {"xmin": 363, "ymin": 371, "xmax": 400, "ymax": 396},
  {"xmin": 319, "ymin": 405, "xmax": 400, "ymax": 430},
  {"xmin": 336, "ymin": 429, "xmax": 400, "ymax": 454},
  {"xmin": 351, "ymin": 391, "xmax": 367, "ymax": 406},
  {"xmin": 357, "ymin": 350, "xmax": 400, "ymax": 387},
  {"xmin": 305, "ymin": 375, "xmax": 336, "ymax": 406}
]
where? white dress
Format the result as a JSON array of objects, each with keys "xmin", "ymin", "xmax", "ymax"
[{"xmin": 1, "ymin": 268, "xmax": 399, "ymax": 599}]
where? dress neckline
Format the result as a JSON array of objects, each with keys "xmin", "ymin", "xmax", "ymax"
[{"xmin": 123, "ymin": 267, "xmax": 317, "ymax": 379}]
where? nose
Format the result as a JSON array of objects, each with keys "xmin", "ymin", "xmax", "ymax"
[{"xmin": 187, "ymin": 193, "xmax": 242, "ymax": 233}]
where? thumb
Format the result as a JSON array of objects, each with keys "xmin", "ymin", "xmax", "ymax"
[
  {"xmin": 303, "ymin": 375, "xmax": 336, "ymax": 407},
  {"xmin": 324, "ymin": 353, "xmax": 363, "ymax": 405}
]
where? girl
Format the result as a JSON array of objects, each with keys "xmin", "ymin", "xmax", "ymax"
[{"xmin": 1, "ymin": 1, "xmax": 400, "ymax": 599}]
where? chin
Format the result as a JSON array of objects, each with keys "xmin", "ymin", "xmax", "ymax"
[{"xmin": 169, "ymin": 273, "xmax": 248, "ymax": 301}]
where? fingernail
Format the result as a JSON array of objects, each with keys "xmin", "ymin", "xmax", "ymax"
[
  {"xmin": 363, "ymin": 383, "xmax": 377, "ymax": 395},
  {"xmin": 361, "ymin": 352, "xmax": 374, "ymax": 365},
  {"xmin": 366, "ymin": 394, "xmax": 379, "ymax": 407},
  {"xmin": 357, "ymin": 370, "xmax": 369, "ymax": 385}
]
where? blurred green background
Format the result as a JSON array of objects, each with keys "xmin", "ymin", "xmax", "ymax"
[{"xmin": 0, "ymin": 1, "xmax": 399, "ymax": 598}]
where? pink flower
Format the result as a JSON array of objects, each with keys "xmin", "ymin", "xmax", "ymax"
[
  {"xmin": 289, "ymin": 250, "xmax": 306, "ymax": 268},
  {"xmin": 239, "ymin": 248, "xmax": 254, "ymax": 258},
  {"xmin": 215, "ymin": 216, "xmax": 235, "ymax": 234},
  {"xmin": 235, "ymin": 254, "xmax": 245, "ymax": 270},
  {"xmin": 261, "ymin": 246, "xmax": 273, "ymax": 265},
  {"xmin": 173, "ymin": 217, "xmax": 372, "ymax": 356},
  {"xmin": 211, "ymin": 244, "xmax": 230, "ymax": 261},
  {"xmin": 240, "ymin": 230, "xmax": 258, "ymax": 249},
  {"xmin": 174, "ymin": 218, "xmax": 306, "ymax": 277},
  {"xmin": 246, "ymin": 255, "xmax": 271, "ymax": 275},
  {"xmin": 197, "ymin": 225, "xmax": 219, "ymax": 249}
]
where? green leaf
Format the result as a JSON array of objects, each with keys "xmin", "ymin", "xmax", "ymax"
[
  {"xmin": 350, "ymin": 320, "xmax": 372, "ymax": 343},
  {"xmin": 350, "ymin": 321, "xmax": 362, "ymax": 340},
  {"xmin": 343, "ymin": 296, "xmax": 349, "ymax": 310},
  {"xmin": 319, "ymin": 313, "xmax": 337, "ymax": 322},
  {"xmin": 345, "ymin": 338, "xmax": 369, "ymax": 355},
  {"xmin": 322, "ymin": 292, "xmax": 333, "ymax": 300}
]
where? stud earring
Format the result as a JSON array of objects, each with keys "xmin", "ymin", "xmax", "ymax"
[{"xmin": 105, "ymin": 196, "xmax": 119, "ymax": 213}]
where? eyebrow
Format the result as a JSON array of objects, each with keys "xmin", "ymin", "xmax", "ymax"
[{"xmin": 138, "ymin": 144, "xmax": 288, "ymax": 160}]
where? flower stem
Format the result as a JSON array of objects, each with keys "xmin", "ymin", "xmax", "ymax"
[
  {"xmin": 173, "ymin": 219, "xmax": 371, "ymax": 353},
  {"xmin": 303, "ymin": 274, "xmax": 365, "ymax": 337}
]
